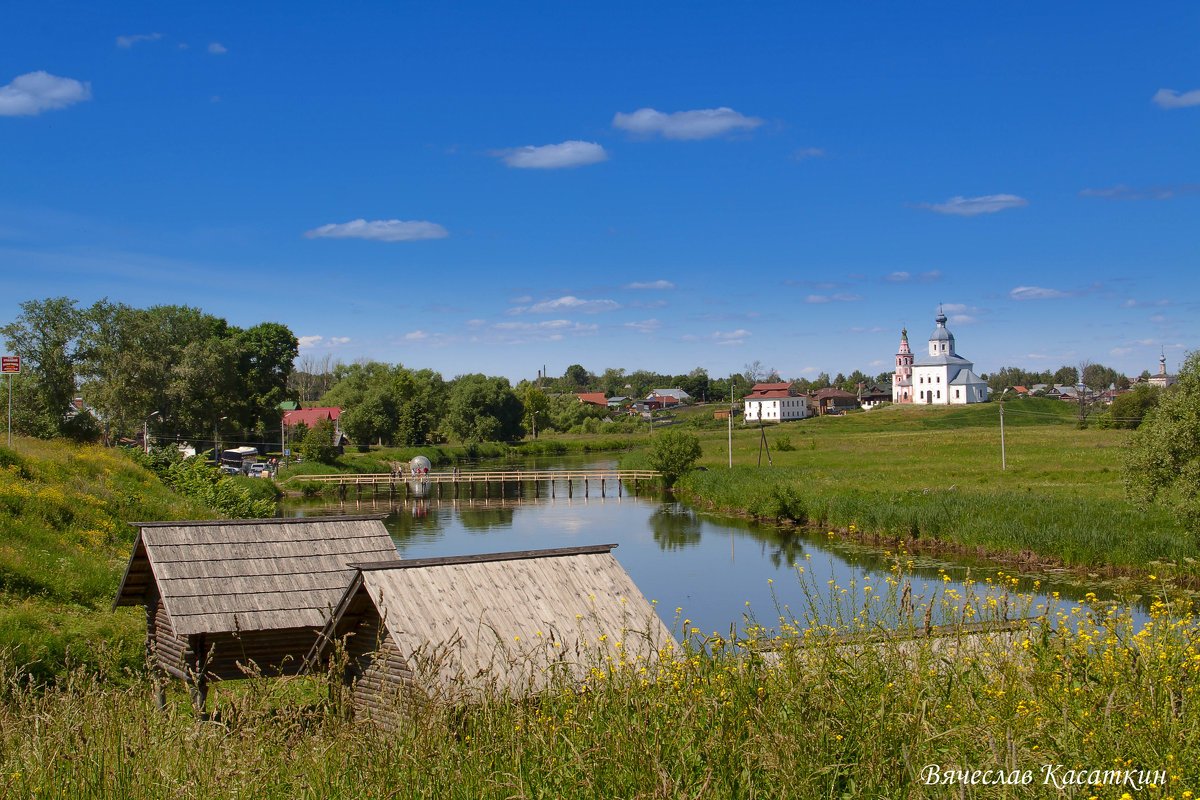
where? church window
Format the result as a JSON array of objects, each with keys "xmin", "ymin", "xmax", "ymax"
[
  {"xmin": 936, "ymin": 391, "xmax": 941, "ymax": 399},
  {"xmin": 955, "ymin": 390, "xmax": 960, "ymax": 399}
]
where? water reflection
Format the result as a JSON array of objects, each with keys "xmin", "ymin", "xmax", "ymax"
[
  {"xmin": 281, "ymin": 458, "xmax": 1162, "ymax": 635},
  {"xmin": 649, "ymin": 506, "xmax": 702, "ymax": 551}
]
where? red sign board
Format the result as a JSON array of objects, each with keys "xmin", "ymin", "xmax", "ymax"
[{"xmin": 1, "ymin": 357, "xmax": 20, "ymax": 374}]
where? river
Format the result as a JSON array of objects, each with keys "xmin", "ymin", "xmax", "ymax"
[{"xmin": 281, "ymin": 454, "xmax": 1135, "ymax": 637}]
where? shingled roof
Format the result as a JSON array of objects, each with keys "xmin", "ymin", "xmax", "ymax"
[
  {"xmin": 114, "ymin": 515, "xmax": 401, "ymax": 636},
  {"xmin": 312, "ymin": 544, "xmax": 676, "ymax": 698}
]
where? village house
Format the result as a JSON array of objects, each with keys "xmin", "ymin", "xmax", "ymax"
[
  {"xmin": 743, "ymin": 382, "xmax": 810, "ymax": 422},
  {"xmin": 576, "ymin": 392, "xmax": 608, "ymax": 407},
  {"xmin": 810, "ymin": 387, "xmax": 860, "ymax": 415},
  {"xmin": 283, "ymin": 406, "xmax": 349, "ymax": 449}
]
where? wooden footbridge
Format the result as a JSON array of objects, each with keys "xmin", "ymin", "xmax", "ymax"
[{"xmin": 283, "ymin": 468, "xmax": 661, "ymax": 500}]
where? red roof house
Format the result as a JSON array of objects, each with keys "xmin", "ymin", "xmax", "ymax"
[
  {"xmin": 576, "ymin": 392, "xmax": 608, "ymax": 407},
  {"xmin": 283, "ymin": 407, "xmax": 343, "ymax": 429}
]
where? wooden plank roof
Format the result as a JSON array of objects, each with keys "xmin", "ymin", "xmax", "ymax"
[
  {"xmin": 113, "ymin": 515, "xmax": 400, "ymax": 636},
  {"xmin": 318, "ymin": 544, "xmax": 676, "ymax": 697}
]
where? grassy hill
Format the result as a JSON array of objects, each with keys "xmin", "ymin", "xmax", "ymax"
[{"xmin": 0, "ymin": 439, "xmax": 214, "ymax": 682}]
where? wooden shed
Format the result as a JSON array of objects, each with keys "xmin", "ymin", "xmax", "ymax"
[
  {"xmin": 113, "ymin": 514, "xmax": 401, "ymax": 710},
  {"xmin": 310, "ymin": 544, "xmax": 675, "ymax": 729}
]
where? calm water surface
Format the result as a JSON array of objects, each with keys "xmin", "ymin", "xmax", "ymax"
[{"xmin": 281, "ymin": 455, "xmax": 1135, "ymax": 636}]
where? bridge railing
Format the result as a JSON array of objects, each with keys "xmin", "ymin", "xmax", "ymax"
[{"xmin": 282, "ymin": 469, "xmax": 661, "ymax": 485}]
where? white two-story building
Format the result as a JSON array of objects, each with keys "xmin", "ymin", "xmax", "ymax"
[{"xmin": 743, "ymin": 382, "xmax": 811, "ymax": 422}]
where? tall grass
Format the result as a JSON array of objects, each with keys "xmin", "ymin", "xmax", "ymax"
[
  {"xmin": 2, "ymin": 565, "xmax": 1196, "ymax": 798},
  {"xmin": 0, "ymin": 439, "xmax": 212, "ymax": 682}
]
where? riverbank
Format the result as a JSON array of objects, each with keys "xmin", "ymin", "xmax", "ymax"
[{"xmin": 626, "ymin": 400, "xmax": 1199, "ymax": 582}]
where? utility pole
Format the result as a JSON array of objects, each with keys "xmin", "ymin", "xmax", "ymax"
[
  {"xmin": 999, "ymin": 403, "xmax": 1006, "ymax": 470},
  {"xmin": 728, "ymin": 383, "xmax": 734, "ymax": 468}
]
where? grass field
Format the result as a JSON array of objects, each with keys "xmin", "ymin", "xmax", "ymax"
[
  {"xmin": 2, "ymin": 569, "xmax": 1196, "ymax": 799},
  {"xmin": 660, "ymin": 399, "xmax": 1196, "ymax": 576}
]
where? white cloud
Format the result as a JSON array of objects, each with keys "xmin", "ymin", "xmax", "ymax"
[
  {"xmin": 208, "ymin": 42, "xmax": 228, "ymax": 55},
  {"xmin": 303, "ymin": 218, "xmax": 449, "ymax": 242},
  {"xmin": 116, "ymin": 33, "xmax": 163, "ymax": 48},
  {"xmin": 630, "ymin": 299, "xmax": 667, "ymax": 309},
  {"xmin": 792, "ymin": 147, "xmax": 825, "ymax": 161},
  {"xmin": 490, "ymin": 319, "xmax": 598, "ymax": 342},
  {"xmin": 805, "ymin": 293, "xmax": 863, "ymax": 304},
  {"xmin": 1149, "ymin": 314, "xmax": 1168, "ymax": 324},
  {"xmin": 1122, "ymin": 298, "xmax": 1171, "ymax": 308},
  {"xmin": 624, "ymin": 319, "xmax": 661, "ymax": 334},
  {"xmin": 0, "ymin": 71, "xmax": 92, "ymax": 117},
  {"xmin": 785, "ymin": 280, "xmax": 841, "ymax": 289},
  {"xmin": 495, "ymin": 140, "xmax": 607, "ymax": 169},
  {"xmin": 885, "ymin": 271, "xmax": 911, "ymax": 282},
  {"xmin": 942, "ymin": 303, "xmax": 983, "ymax": 315},
  {"xmin": 466, "ymin": 319, "xmax": 486, "ymax": 328},
  {"xmin": 913, "ymin": 194, "xmax": 1028, "ymax": 216},
  {"xmin": 509, "ymin": 295, "xmax": 532, "ymax": 304},
  {"xmin": 712, "ymin": 329, "xmax": 750, "ymax": 345},
  {"xmin": 1152, "ymin": 88, "xmax": 1200, "ymax": 109},
  {"xmin": 298, "ymin": 335, "xmax": 349, "ymax": 350},
  {"xmin": 509, "ymin": 295, "xmax": 620, "ymax": 314},
  {"xmin": 1010, "ymin": 286, "xmax": 1069, "ymax": 301},
  {"xmin": 612, "ymin": 107, "xmax": 765, "ymax": 140},
  {"xmin": 1110, "ymin": 347, "xmax": 1134, "ymax": 356},
  {"xmin": 949, "ymin": 314, "xmax": 978, "ymax": 325},
  {"xmin": 1080, "ymin": 183, "xmax": 1200, "ymax": 200},
  {"xmin": 404, "ymin": 330, "xmax": 429, "ymax": 340},
  {"xmin": 624, "ymin": 279, "xmax": 675, "ymax": 290}
]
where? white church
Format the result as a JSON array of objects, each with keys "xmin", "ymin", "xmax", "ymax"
[{"xmin": 892, "ymin": 310, "xmax": 989, "ymax": 405}]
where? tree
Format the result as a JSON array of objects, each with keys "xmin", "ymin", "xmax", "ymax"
[
  {"xmin": 1081, "ymin": 361, "xmax": 1122, "ymax": 391},
  {"xmin": 236, "ymin": 322, "xmax": 299, "ymax": 434},
  {"xmin": 339, "ymin": 385, "xmax": 399, "ymax": 446},
  {"xmin": 523, "ymin": 385, "xmax": 550, "ymax": 438},
  {"xmin": 648, "ymin": 429, "xmax": 703, "ymax": 486},
  {"xmin": 562, "ymin": 364, "xmax": 590, "ymax": 389},
  {"xmin": 298, "ymin": 418, "xmax": 339, "ymax": 463},
  {"xmin": 1054, "ymin": 365, "xmax": 1079, "ymax": 386},
  {"xmin": 444, "ymin": 374, "xmax": 524, "ymax": 442},
  {"xmin": 1124, "ymin": 350, "xmax": 1200, "ymax": 537},
  {"xmin": 0, "ymin": 297, "xmax": 89, "ymax": 438},
  {"xmin": 1100, "ymin": 385, "xmax": 1161, "ymax": 430}
]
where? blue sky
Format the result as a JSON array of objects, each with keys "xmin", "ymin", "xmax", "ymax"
[{"xmin": 2, "ymin": 1, "xmax": 1197, "ymax": 383}]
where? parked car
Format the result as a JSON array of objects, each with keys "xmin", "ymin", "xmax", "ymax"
[{"xmin": 249, "ymin": 463, "xmax": 267, "ymax": 478}]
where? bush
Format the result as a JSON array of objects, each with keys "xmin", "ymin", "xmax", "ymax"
[
  {"xmin": 775, "ymin": 435, "xmax": 795, "ymax": 452},
  {"xmin": 647, "ymin": 430, "xmax": 703, "ymax": 486},
  {"xmin": 298, "ymin": 418, "xmax": 339, "ymax": 464}
]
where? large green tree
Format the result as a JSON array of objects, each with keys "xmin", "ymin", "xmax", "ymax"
[
  {"xmin": 0, "ymin": 297, "xmax": 90, "ymax": 439},
  {"xmin": 1124, "ymin": 350, "xmax": 1200, "ymax": 536},
  {"xmin": 444, "ymin": 374, "xmax": 524, "ymax": 442}
]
